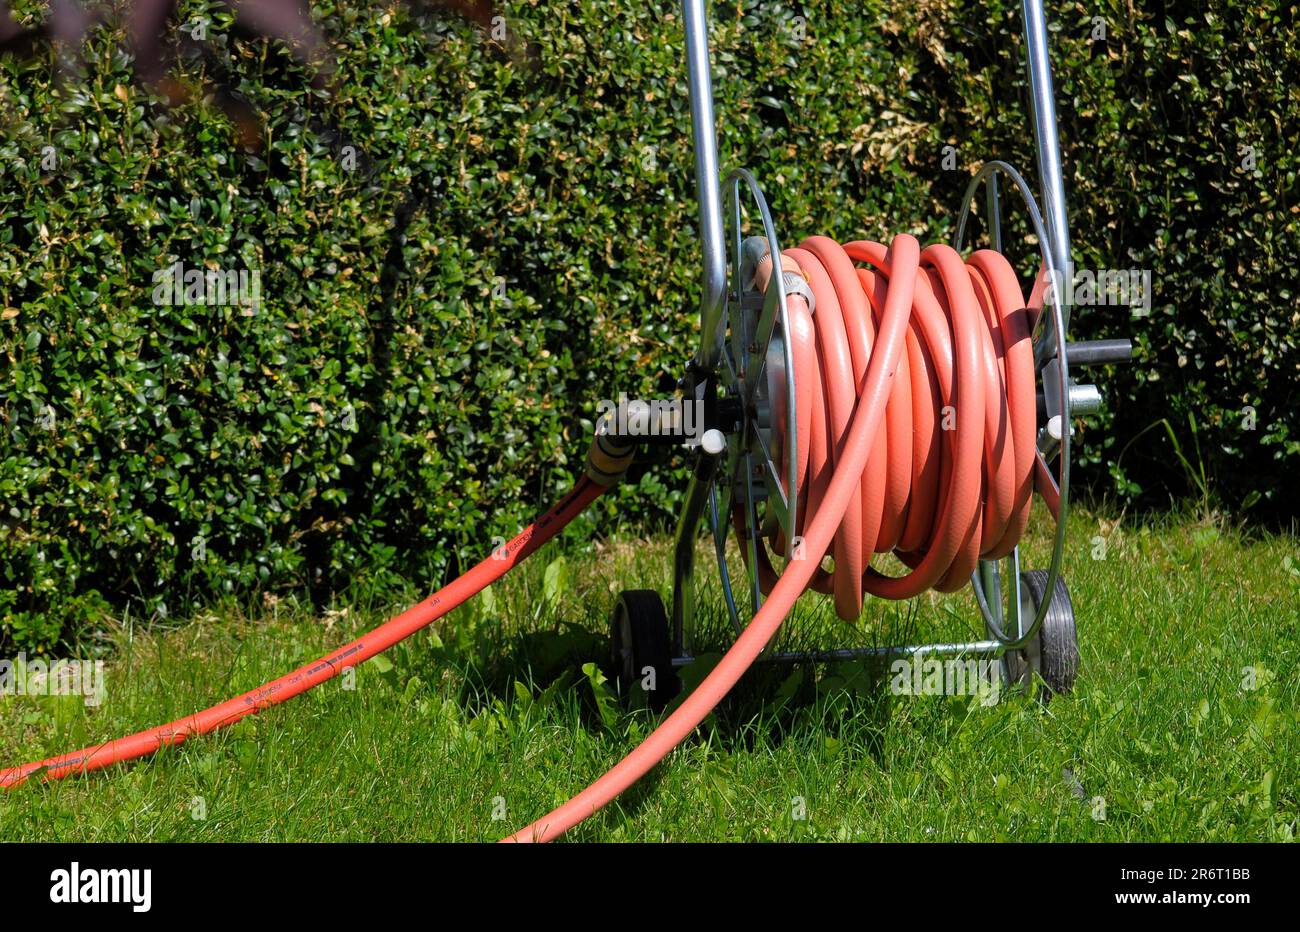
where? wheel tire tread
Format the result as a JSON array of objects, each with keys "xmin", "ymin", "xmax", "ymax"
[
  {"xmin": 611, "ymin": 589, "xmax": 679, "ymax": 711},
  {"xmin": 1019, "ymin": 570, "xmax": 1079, "ymax": 695}
]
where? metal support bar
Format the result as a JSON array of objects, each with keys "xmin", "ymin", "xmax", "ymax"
[
  {"xmin": 985, "ymin": 171, "xmax": 1003, "ymax": 253},
  {"xmin": 671, "ymin": 450, "xmax": 721, "ymax": 656},
  {"xmin": 670, "ymin": 640, "xmax": 1007, "ymax": 667},
  {"xmin": 669, "ymin": 0, "xmax": 728, "ymax": 657},
  {"xmin": 1022, "ymin": 0, "xmax": 1073, "ymax": 352},
  {"xmin": 683, "ymin": 0, "xmax": 727, "ymax": 372},
  {"xmin": 977, "ymin": 559, "xmax": 1003, "ymax": 630},
  {"xmin": 1066, "ymin": 339, "xmax": 1134, "ymax": 366}
]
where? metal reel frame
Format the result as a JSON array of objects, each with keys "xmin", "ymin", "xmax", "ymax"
[{"xmin": 663, "ymin": 0, "xmax": 1092, "ymax": 676}]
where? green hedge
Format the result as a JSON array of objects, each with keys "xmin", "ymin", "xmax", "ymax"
[{"xmin": 1, "ymin": 0, "xmax": 1295, "ymax": 651}]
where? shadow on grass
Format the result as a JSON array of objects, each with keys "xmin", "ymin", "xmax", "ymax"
[{"xmin": 420, "ymin": 598, "xmax": 904, "ymax": 775}]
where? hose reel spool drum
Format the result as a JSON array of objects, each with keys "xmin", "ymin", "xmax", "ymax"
[{"xmin": 706, "ymin": 163, "xmax": 1080, "ymax": 667}]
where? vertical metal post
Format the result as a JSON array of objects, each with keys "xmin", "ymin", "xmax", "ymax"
[
  {"xmin": 683, "ymin": 0, "xmax": 727, "ymax": 371},
  {"xmin": 1021, "ymin": 0, "xmax": 1073, "ymax": 341},
  {"xmin": 672, "ymin": 453, "xmax": 719, "ymax": 654},
  {"xmin": 671, "ymin": 0, "xmax": 726, "ymax": 654}
]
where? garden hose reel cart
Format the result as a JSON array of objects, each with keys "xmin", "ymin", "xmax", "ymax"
[{"xmin": 605, "ymin": 0, "xmax": 1134, "ymax": 709}]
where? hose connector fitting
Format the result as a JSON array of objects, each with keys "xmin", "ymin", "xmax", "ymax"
[{"xmin": 584, "ymin": 411, "xmax": 636, "ymax": 487}]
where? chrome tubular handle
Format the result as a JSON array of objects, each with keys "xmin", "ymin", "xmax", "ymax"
[
  {"xmin": 1022, "ymin": 0, "xmax": 1073, "ymax": 344},
  {"xmin": 682, "ymin": 0, "xmax": 727, "ymax": 372}
]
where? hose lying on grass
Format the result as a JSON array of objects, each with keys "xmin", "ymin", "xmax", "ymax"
[
  {"xmin": 0, "ymin": 479, "xmax": 605, "ymax": 790},
  {"xmin": 4, "ymin": 235, "xmax": 1047, "ymax": 844}
]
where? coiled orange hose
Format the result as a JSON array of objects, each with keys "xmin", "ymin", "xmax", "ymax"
[
  {"xmin": 504, "ymin": 233, "xmax": 1044, "ymax": 841},
  {"xmin": 744, "ymin": 235, "xmax": 1038, "ymax": 620}
]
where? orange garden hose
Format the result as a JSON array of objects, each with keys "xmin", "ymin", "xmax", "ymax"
[
  {"xmin": 745, "ymin": 235, "xmax": 1039, "ymax": 619},
  {"xmin": 0, "ymin": 479, "xmax": 605, "ymax": 789},
  {"xmin": 505, "ymin": 232, "xmax": 1043, "ymax": 841},
  {"xmin": 3, "ymin": 234, "xmax": 1045, "ymax": 845}
]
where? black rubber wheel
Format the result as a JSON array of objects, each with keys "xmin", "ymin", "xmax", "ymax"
[
  {"xmin": 1005, "ymin": 570, "xmax": 1079, "ymax": 697},
  {"xmin": 609, "ymin": 589, "xmax": 679, "ymax": 712}
]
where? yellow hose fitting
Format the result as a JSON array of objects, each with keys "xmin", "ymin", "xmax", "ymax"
[{"xmin": 584, "ymin": 411, "xmax": 636, "ymax": 487}]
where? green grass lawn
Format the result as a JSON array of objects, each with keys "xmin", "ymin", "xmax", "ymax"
[{"xmin": 1, "ymin": 507, "xmax": 1296, "ymax": 841}]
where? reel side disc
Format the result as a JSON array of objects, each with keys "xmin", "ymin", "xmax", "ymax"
[{"xmin": 707, "ymin": 169, "xmax": 802, "ymax": 636}]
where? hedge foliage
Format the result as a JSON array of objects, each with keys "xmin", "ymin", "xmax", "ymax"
[{"xmin": 1, "ymin": 0, "xmax": 1295, "ymax": 650}]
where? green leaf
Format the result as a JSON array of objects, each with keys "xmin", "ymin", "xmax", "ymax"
[
  {"xmin": 582, "ymin": 662, "xmax": 619, "ymax": 730},
  {"xmin": 542, "ymin": 556, "xmax": 569, "ymax": 606}
]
